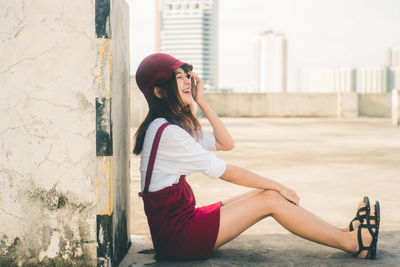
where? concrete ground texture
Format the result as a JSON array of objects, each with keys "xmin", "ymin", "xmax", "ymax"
[{"xmin": 122, "ymin": 117, "xmax": 400, "ymax": 266}]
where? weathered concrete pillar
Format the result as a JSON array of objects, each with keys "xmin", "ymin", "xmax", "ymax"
[
  {"xmin": 0, "ymin": 0, "xmax": 130, "ymax": 266},
  {"xmin": 392, "ymin": 89, "xmax": 400, "ymax": 126}
]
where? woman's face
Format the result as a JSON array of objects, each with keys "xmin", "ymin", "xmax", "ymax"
[{"xmin": 175, "ymin": 68, "xmax": 192, "ymax": 106}]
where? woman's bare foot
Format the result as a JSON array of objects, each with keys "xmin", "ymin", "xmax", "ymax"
[
  {"xmin": 352, "ymin": 205, "xmax": 376, "ymax": 258},
  {"xmin": 343, "ymin": 201, "xmax": 367, "ymax": 232}
]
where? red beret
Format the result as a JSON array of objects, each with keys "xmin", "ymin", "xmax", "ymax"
[{"xmin": 135, "ymin": 53, "xmax": 193, "ymax": 105}]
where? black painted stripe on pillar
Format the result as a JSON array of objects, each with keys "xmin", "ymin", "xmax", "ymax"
[
  {"xmin": 95, "ymin": 0, "xmax": 110, "ymax": 38},
  {"xmin": 96, "ymin": 98, "xmax": 113, "ymax": 156},
  {"xmin": 97, "ymin": 214, "xmax": 113, "ymax": 267},
  {"xmin": 113, "ymin": 211, "xmax": 130, "ymax": 266}
]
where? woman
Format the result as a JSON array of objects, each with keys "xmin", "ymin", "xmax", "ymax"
[{"xmin": 133, "ymin": 53, "xmax": 380, "ymax": 261}]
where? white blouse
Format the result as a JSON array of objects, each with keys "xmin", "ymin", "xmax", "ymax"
[{"xmin": 140, "ymin": 118, "xmax": 227, "ymax": 192}]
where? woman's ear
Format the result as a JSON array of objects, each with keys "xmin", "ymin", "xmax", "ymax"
[{"xmin": 154, "ymin": 86, "xmax": 165, "ymax": 99}]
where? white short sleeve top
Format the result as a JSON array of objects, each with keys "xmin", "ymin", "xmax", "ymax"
[{"xmin": 140, "ymin": 118, "xmax": 227, "ymax": 192}]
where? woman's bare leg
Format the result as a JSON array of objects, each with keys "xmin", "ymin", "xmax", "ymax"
[
  {"xmin": 214, "ymin": 189, "xmax": 373, "ymax": 258},
  {"xmin": 221, "ymin": 189, "xmax": 263, "ymax": 206},
  {"xmin": 224, "ymin": 192, "xmax": 365, "ymax": 232}
]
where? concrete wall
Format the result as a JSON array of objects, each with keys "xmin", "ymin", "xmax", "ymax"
[
  {"xmin": 0, "ymin": 0, "xmax": 130, "ymax": 265},
  {"xmin": 130, "ymin": 81, "xmax": 393, "ymax": 125},
  {"xmin": 358, "ymin": 93, "xmax": 392, "ymax": 117},
  {"xmin": 204, "ymin": 93, "xmax": 358, "ymax": 117}
]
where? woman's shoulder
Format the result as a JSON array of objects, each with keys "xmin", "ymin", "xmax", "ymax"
[
  {"xmin": 147, "ymin": 118, "xmax": 192, "ymax": 141},
  {"xmin": 147, "ymin": 118, "xmax": 186, "ymax": 136},
  {"xmin": 148, "ymin": 118, "xmax": 168, "ymax": 130}
]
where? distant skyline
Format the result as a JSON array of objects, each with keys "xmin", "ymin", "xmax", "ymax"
[
  {"xmin": 129, "ymin": 0, "xmax": 400, "ymax": 92},
  {"xmin": 254, "ymin": 30, "xmax": 287, "ymax": 93},
  {"xmin": 157, "ymin": 0, "xmax": 219, "ymax": 91}
]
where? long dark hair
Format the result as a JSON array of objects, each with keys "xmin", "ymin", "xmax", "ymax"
[{"xmin": 133, "ymin": 69, "xmax": 201, "ymax": 155}]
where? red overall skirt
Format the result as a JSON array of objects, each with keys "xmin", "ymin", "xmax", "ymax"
[{"xmin": 139, "ymin": 122, "xmax": 221, "ymax": 260}]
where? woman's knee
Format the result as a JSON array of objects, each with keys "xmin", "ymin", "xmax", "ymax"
[{"xmin": 257, "ymin": 189, "xmax": 285, "ymax": 210}]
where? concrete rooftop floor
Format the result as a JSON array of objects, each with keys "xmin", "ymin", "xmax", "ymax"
[{"xmin": 122, "ymin": 117, "xmax": 400, "ymax": 266}]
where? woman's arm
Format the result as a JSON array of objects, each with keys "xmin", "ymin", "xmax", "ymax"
[
  {"xmin": 189, "ymin": 71, "xmax": 234, "ymax": 151},
  {"xmin": 198, "ymin": 101, "xmax": 234, "ymax": 151},
  {"xmin": 220, "ymin": 164, "xmax": 300, "ymax": 205}
]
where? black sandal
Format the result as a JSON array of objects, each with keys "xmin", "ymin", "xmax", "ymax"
[
  {"xmin": 349, "ymin": 196, "xmax": 370, "ymax": 231},
  {"xmin": 353, "ymin": 200, "xmax": 380, "ymax": 259}
]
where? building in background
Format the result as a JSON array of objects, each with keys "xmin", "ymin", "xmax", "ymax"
[
  {"xmin": 309, "ymin": 68, "xmax": 355, "ymax": 93},
  {"xmin": 387, "ymin": 47, "xmax": 400, "ymax": 67},
  {"xmin": 387, "ymin": 47, "xmax": 400, "ymax": 90},
  {"xmin": 156, "ymin": 0, "xmax": 218, "ymax": 91},
  {"xmin": 253, "ymin": 30, "xmax": 287, "ymax": 93},
  {"xmin": 308, "ymin": 65, "xmax": 393, "ymax": 94},
  {"xmin": 357, "ymin": 66, "xmax": 389, "ymax": 94}
]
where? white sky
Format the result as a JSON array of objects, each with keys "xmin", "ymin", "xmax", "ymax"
[{"xmin": 128, "ymin": 0, "xmax": 400, "ymax": 92}]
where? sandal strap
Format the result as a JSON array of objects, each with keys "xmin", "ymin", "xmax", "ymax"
[
  {"xmin": 354, "ymin": 200, "xmax": 380, "ymax": 260},
  {"xmin": 361, "ymin": 223, "xmax": 377, "ymax": 238},
  {"xmin": 355, "ymin": 206, "xmax": 368, "ymax": 221},
  {"xmin": 357, "ymin": 206, "xmax": 368, "ymax": 214},
  {"xmin": 354, "ymin": 214, "xmax": 379, "ymax": 258},
  {"xmin": 349, "ymin": 217, "xmax": 357, "ymax": 231},
  {"xmin": 349, "ymin": 209, "xmax": 368, "ymax": 231},
  {"xmin": 354, "ymin": 225, "xmax": 370, "ymax": 256},
  {"xmin": 349, "ymin": 198, "xmax": 370, "ymax": 231}
]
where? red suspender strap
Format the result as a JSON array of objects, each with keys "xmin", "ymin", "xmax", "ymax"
[{"xmin": 142, "ymin": 122, "xmax": 171, "ymax": 194}]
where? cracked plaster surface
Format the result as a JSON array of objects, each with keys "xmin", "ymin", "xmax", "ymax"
[
  {"xmin": 1, "ymin": 0, "xmax": 96, "ymax": 73},
  {"xmin": 0, "ymin": 0, "xmax": 101, "ymax": 262},
  {"xmin": 0, "ymin": 0, "xmax": 99, "ymax": 194}
]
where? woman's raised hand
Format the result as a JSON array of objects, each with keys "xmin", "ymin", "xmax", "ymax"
[{"xmin": 189, "ymin": 71, "xmax": 205, "ymax": 105}]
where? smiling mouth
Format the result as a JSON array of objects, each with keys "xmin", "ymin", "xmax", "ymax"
[{"xmin": 183, "ymin": 89, "xmax": 191, "ymax": 94}]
